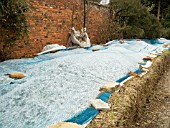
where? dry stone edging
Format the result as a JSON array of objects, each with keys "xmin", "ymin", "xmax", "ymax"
[
  {"xmin": 90, "ymin": 99, "xmax": 110, "ymax": 111},
  {"xmin": 99, "ymin": 82, "xmax": 120, "ymax": 92},
  {"xmin": 48, "ymin": 122, "xmax": 84, "ymax": 128}
]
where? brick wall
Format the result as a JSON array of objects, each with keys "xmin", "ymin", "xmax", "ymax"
[{"xmin": 0, "ymin": 0, "xmax": 111, "ymax": 61}]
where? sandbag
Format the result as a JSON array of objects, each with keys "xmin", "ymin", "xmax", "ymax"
[{"xmin": 5, "ymin": 72, "xmax": 26, "ymax": 79}]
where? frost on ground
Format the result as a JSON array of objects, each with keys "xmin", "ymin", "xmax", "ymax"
[{"xmin": 0, "ymin": 39, "xmax": 169, "ymax": 128}]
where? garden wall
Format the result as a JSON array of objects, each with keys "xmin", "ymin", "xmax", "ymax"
[{"xmin": 0, "ymin": 0, "xmax": 111, "ymax": 61}]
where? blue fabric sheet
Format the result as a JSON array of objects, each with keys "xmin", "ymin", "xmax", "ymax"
[
  {"xmin": 65, "ymin": 68, "xmax": 142, "ymax": 125},
  {"xmin": 65, "ymin": 107, "xmax": 99, "ymax": 125}
]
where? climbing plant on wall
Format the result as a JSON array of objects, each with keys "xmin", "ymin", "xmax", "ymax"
[{"xmin": 0, "ymin": 0, "xmax": 30, "ymax": 45}]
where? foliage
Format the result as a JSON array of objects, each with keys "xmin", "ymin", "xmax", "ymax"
[
  {"xmin": 109, "ymin": 0, "xmax": 163, "ymax": 39},
  {"xmin": 141, "ymin": 0, "xmax": 170, "ymax": 38},
  {"xmin": 0, "ymin": 0, "xmax": 30, "ymax": 45},
  {"xmin": 141, "ymin": 0, "xmax": 157, "ymax": 13},
  {"xmin": 161, "ymin": 5, "xmax": 170, "ymax": 38}
]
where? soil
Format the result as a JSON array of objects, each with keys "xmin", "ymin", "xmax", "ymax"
[{"xmin": 131, "ymin": 62, "xmax": 170, "ymax": 128}]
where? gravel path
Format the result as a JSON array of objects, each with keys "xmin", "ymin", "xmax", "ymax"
[{"xmin": 134, "ymin": 62, "xmax": 170, "ymax": 128}]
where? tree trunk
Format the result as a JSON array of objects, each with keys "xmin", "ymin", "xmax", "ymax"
[{"xmin": 157, "ymin": 0, "xmax": 161, "ymax": 20}]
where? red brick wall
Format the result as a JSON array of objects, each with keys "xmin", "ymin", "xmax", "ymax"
[
  {"xmin": 87, "ymin": 3, "xmax": 111, "ymax": 44},
  {"xmin": 0, "ymin": 0, "xmax": 111, "ymax": 61}
]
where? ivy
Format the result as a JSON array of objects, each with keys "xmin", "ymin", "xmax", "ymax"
[{"xmin": 0, "ymin": 0, "xmax": 30, "ymax": 45}]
